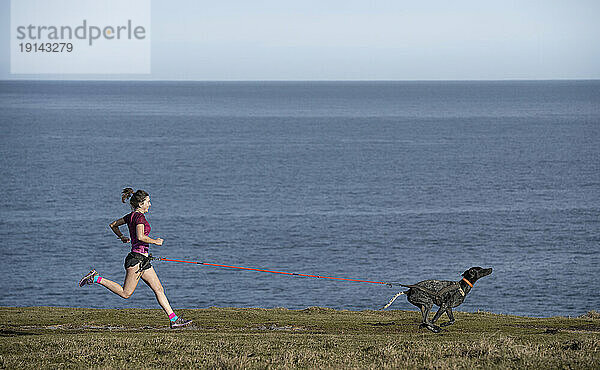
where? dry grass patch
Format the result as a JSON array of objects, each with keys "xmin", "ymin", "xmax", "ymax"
[{"xmin": 1, "ymin": 307, "xmax": 599, "ymax": 369}]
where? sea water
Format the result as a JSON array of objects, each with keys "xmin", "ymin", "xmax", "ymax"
[{"xmin": 0, "ymin": 80, "xmax": 598, "ymax": 317}]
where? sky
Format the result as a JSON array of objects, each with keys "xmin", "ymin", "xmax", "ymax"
[{"xmin": 2, "ymin": 0, "xmax": 600, "ymax": 80}]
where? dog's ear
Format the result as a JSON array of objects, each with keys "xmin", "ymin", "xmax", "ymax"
[{"xmin": 462, "ymin": 268, "xmax": 478, "ymax": 280}]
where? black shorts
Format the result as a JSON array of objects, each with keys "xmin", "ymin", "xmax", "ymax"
[{"xmin": 124, "ymin": 252, "xmax": 153, "ymax": 271}]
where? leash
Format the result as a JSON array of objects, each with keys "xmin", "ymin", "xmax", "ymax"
[
  {"xmin": 149, "ymin": 255, "xmax": 471, "ymax": 302},
  {"xmin": 151, "ymin": 255, "xmax": 399, "ymax": 287}
]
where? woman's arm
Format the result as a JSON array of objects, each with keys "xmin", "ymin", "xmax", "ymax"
[
  {"xmin": 136, "ymin": 223, "xmax": 164, "ymax": 246},
  {"xmin": 109, "ymin": 218, "xmax": 130, "ymax": 243}
]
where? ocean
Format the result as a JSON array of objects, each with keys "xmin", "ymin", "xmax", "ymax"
[{"xmin": 0, "ymin": 80, "xmax": 598, "ymax": 317}]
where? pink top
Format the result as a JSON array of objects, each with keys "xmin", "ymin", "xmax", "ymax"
[{"xmin": 123, "ymin": 211, "xmax": 151, "ymax": 254}]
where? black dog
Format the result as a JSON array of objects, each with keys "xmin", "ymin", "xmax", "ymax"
[{"xmin": 382, "ymin": 267, "xmax": 492, "ymax": 333}]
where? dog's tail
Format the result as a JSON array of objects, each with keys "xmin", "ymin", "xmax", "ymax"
[{"xmin": 382, "ymin": 291, "xmax": 406, "ymax": 310}]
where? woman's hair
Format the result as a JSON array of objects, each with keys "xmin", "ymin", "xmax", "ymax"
[{"xmin": 121, "ymin": 187, "xmax": 149, "ymax": 210}]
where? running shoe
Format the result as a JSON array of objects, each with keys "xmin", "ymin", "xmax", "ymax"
[
  {"xmin": 170, "ymin": 315, "xmax": 193, "ymax": 329},
  {"xmin": 78, "ymin": 269, "xmax": 97, "ymax": 287}
]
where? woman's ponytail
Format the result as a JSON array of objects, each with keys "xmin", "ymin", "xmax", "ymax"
[
  {"xmin": 122, "ymin": 187, "xmax": 149, "ymax": 210},
  {"xmin": 121, "ymin": 187, "xmax": 134, "ymax": 203}
]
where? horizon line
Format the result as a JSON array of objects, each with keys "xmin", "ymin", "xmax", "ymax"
[{"xmin": 2, "ymin": 78, "xmax": 599, "ymax": 83}]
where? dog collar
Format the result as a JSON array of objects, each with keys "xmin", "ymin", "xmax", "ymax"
[{"xmin": 462, "ymin": 278, "xmax": 473, "ymax": 288}]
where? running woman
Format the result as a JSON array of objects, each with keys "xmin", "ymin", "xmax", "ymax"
[{"xmin": 79, "ymin": 188, "xmax": 192, "ymax": 328}]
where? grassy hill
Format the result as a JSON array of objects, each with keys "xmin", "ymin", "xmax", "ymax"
[{"xmin": 1, "ymin": 307, "xmax": 598, "ymax": 368}]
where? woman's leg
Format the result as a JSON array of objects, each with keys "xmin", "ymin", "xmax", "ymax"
[
  {"xmin": 140, "ymin": 267, "xmax": 174, "ymax": 316},
  {"xmin": 97, "ymin": 266, "xmax": 142, "ymax": 299}
]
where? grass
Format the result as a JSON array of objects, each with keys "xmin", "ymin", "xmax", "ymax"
[{"xmin": 1, "ymin": 306, "xmax": 599, "ymax": 369}]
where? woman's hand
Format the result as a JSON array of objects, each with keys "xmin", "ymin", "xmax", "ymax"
[
  {"xmin": 154, "ymin": 238, "xmax": 164, "ymax": 246},
  {"xmin": 110, "ymin": 218, "xmax": 128, "ymax": 243}
]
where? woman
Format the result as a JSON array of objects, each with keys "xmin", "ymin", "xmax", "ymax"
[{"xmin": 79, "ymin": 188, "xmax": 192, "ymax": 328}]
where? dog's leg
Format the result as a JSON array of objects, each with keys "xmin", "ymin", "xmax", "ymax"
[
  {"xmin": 382, "ymin": 291, "xmax": 405, "ymax": 310},
  {"xmin": 431, "ymin": 305, "xmax": 446, "ymax": 324},
  {"xmin": 418, "ymin": 305, "xmax": 441, "ymax": 333},
  {"xmin": 419, "ymin": 305, "xmax": 430, "ymax": 325},
  {"xmin": 440, "ymin": 308, "xmax": 455, "ymax": 327},
  {"xmin": 429, "ymin": 306, "xmax": 446, "ymax": 332}
]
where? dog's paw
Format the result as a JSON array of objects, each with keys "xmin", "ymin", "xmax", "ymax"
[
  {"xmin": 429, "ymin": 325, "xmax": 442, "ymax": 333},
  {"xmin": 419, "ymin": 323, "xmax": 443, "ymax": 333},
  {"xmin": 440, "ymin": 321, "xmax": 455, "ymax": 327}
]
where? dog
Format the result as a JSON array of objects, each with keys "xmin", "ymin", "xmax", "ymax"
[{"xmin": 382, "ymin": 267, "xmax": 492, "ymax": 333}]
